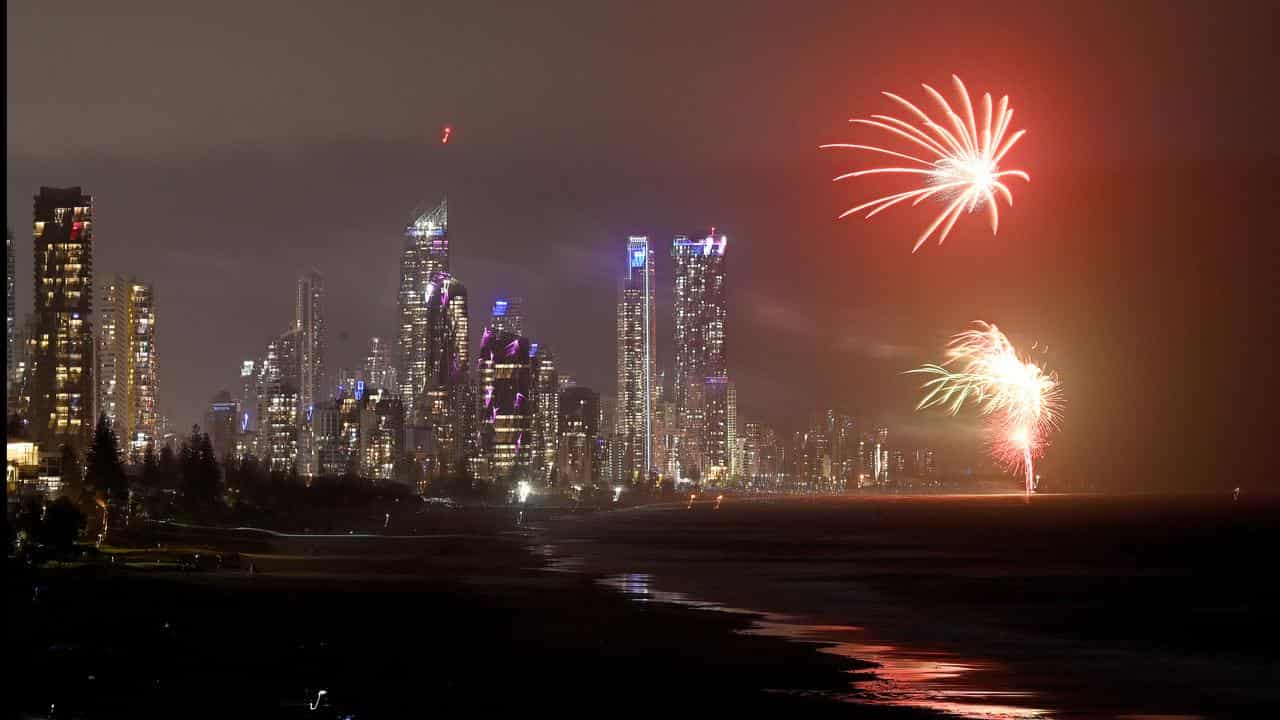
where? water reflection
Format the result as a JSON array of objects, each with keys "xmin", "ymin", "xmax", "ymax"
[{"xmin": 598, "ymin": 571, "xmax": 1051, "ymax": 719}]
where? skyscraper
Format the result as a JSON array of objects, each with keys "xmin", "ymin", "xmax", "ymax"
[
  {"xmin": 672, "ymin": 231, "xmax": 728, "ymax": 479},
  {"xmin": 397, "ymin": 198, "xmax": 449, "ymax": 421},
  {"xmin": 531, "ymin": 344, "xmax": 559, "ymax": 486},
  {"xmin": 239, "ymin": 360, "xmax": 258, "ymax": 437},
  {"xmin": 489, "ymin": 295, "xmax": 525, "ymax": 337},
  {"xmin": 363, "ymin": 336, "xmax": 396, "ymax": 391},
  {"xmin": 30, "ymin": 187, "xmax": 95, "ymax": 449},
  {"xmin": 557, "ymin": 385, "xmax": 600, "ymax": 492},
  {"xmin": 478, "ymin": 327, "xmax": 536, "ymax": 484},
  {"xmin": 259, "ymin": 328, "xmax": 300, "ymax": 472},
  {"xmin": 204, "ymin": 390, "xmax": 239, "ymax": 459},
  {"xmin": 97, "ymin": 276, "xmax": 159, "ymax": 458},
  {"xmin": 404, "ymin": 271, "xmax": 472, "ymax": 485},
  {"xmin": 617, "ymin": 236, "xmax": 655, "ymax": 485},
  {"xmin": 6, "ymin": 229, "xmax": 14, "ymax": 402},
  {"xmin": 295, "ymin": 269, "xmax": 324, "ymax": 421}
]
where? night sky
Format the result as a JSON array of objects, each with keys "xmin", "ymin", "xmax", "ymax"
[{"xmin": 7, "ymin": 1, "xmax": 1277, "ymax": 489}]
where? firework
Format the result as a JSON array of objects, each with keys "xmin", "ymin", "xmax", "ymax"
[
  {"xmin": 822, "ymin": 75, "xmax": 1030, "ymax": 252},
  {"xmin": 909, "ymin": 322, "xmax": 1061, "ymax": 493}
]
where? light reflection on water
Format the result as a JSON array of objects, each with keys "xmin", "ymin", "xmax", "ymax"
[{"xmin": 596, "ymin": 571, "xmax": 1051, "ymax": 720}]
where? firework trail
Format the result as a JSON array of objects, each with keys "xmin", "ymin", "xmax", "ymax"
[
  {"xmin": 823, "ymin": 75, "xmax": 1030, "ymax": 252},
  {"xmin": 909, "ymin": 322, "xmax": 1061, "ymax": 494}
]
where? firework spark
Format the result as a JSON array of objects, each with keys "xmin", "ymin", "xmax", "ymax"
[
  {"xmin": 822, "ymin": 75, "xmax": 1030, "ymax": 252},
  {"xmin": 909, "ymin": 322, "xmax": 1061, "ymax": 494}
]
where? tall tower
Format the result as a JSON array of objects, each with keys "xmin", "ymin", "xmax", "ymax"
[
  {"xmin": 617, "ymin": 236, "xmax": 655, "ymax": 485},
  {"xmin": 97, "ymin": 276, "xmax": 159, "ymax": 458},
  {"xmin": 489, "ymin": 296, "xmax": 525, "ymax": 337},
  {"xmin": 405, "ymin": 271, "xmax": 472, "ymax": 486},
  {"xmin": 532, "ymin": 344, "xmax": 559, "ymax": 486},
  {"xmin": 31, "ymin": 187, "xmax": 95, "ymax": 449},
  {"xmin": 363, "ymin": 336, "xmax": 396, "ymax": 391},
  {"xmin": 6, "ymin": 229, "xmax": 14, "ymax": 402},
  {"xmin": 672, "ymin": 231, "xmax": 728, "ymax": 480},
  {"xmin": 295, "ymin": 270, "xmax": 324, "ymax": 419},
  {"xmin": 478, "ymin": 327, "xmax": 536, "ymax": 484},
  {"xmin": 259, "ymin": 328, "xmax": 300, "ymax": 472},
  {"xmin": 396, "ymin": 198, "xmax": 449, "ymax": 420}
]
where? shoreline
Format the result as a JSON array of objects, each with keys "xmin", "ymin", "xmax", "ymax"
[{"xmin": 535, "ymin": 494, "xmax": 1280, "ymax": 719}]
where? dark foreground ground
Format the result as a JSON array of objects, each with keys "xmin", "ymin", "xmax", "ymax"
[
  {"xmin": 9, "ymin": 513, "xmax": 939, "ymax": 719},
  {"xmin": 11, "ymin": 493, "xmax": 1279, "ymax": 718}
]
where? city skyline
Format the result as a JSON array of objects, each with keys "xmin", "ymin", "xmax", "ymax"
[{"xmin": 7, "ymin": 1, "xmax": 1276, "ymax": 490}]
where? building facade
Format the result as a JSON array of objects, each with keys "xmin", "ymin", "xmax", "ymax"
[
  {"xmin": 363, "ymin": 336, "xmax": 396, "ymax": 392},
  {"xmin": 489, "ymin": 296, "xmax": 525, "ymax": 337},
  {"xmin": 672, "ymin": 232, "xmax": 728, "ymax": 480},
  {"xmin": 295, "ymin": 270, "xmax": 324, "ymax": 422},
  {"xmin": 30, "ymin": 187, "xmax": 95, "ymax": 450},
  {"xmin": 396, "ymin": 199, "xmax": 450, "ymax": 421},
  {"xmin": 616, "ymin": 236, "xmax": 655, "ymax": 486},
  {"xmin": 478, "ymin": 328, "xmax": 536, "ymax": 485},
  {"xmin": 532, "ymin": 345, "xmax": 558, "ymax": 486},
  {"xmin": 97, "ymin": 275, "xmax": 159, "ymax": 459},
  {"xmin": 404, "ymin": 271, "xmax": 473, "ymax": 485}
]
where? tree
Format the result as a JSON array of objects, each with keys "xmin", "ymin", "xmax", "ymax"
[
  {"xmin": 41, "ymin": 497, "xmax": 86, "ymax": 558},
  {"xmin": 180, "ymin": 429, "xmax": 222, "ymax": 513},
  {"xmin": 142, "ymin": 443, "xmax": 161, "ymax": 489},
  {"xmin": 85, "ymin": 414, "xmax": 128, "ymax": 506},
  {"xmin": 59, "ymin": 444, "xmax": 84, "ymax": 504},
  {"xmin": 158, "ymin": 444, "xmax": 181, "ymax": 490}
]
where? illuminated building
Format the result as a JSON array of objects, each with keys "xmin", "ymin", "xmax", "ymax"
[
  {"xmin": 558, "ymin": 374, "xmax": 576, "ymax": 392},
  {"xmin": 532, "ymin": 345, "xmax": 559, "ymax": 486},
  {"xmin": 359, "ymin": 387, "xmax": 402, "ymax": 480},
  {"xmin": 557, "ymin": 386, "xmax": 600, "ymax": 491},
  {"xmin": 617, "ymin": 236, "xmax": 655, "ymax": 485},
  {"xmin": 489, "ymin": 296, "xmax": 525, "ymax": 337},
  {"xmin": 97, "ymin": 276, "xmax": 159, "ymax": 459},
  {"xmin": 6, "ymin": 230, "xmax": 14, "ymax": 403},
  {"xmin": 654, "ymin": 398, "xmax": 680, "ymax": 483},
  {"xmin": 261, "ymin": 381, "xmax": 299, "ymax": 473},
  {"xmin": 478, "ymin": 328, "xmax": 535, "ymax": 484},
  {"xmin": 672, "ymin": 231, "xmax": 727, "ymax": 479},
  {"xmin": 258, "ymin": 329, "xmax": 301, "ymax": 472},
  {"xmin": 404, "ymin": 272, "xmax": 472, "ymax": 486},
  {"xmin": 30, "ymin": 187, "xmax": 95, "ymax": 450},
  {"xmin": 364, "ymin": 336, "xmax": 396, "ymax": 392},
  {"xmin": 295, "ymin": 270, "xmax": 324, "ymax": 422},
  {"xmin": 9, "ymin": 313, "xmax": 37, "ymax": 421},
  {"xmin": 204, "ymin": 390, "xmax": 239, "ymax": 459},
  {"xmin": 239, "ymin": 360, "xmax": 258, "ymax": 438},
  {"xmin": 396, "ymin": 198, "xmax": 449, "ymax": 421}
]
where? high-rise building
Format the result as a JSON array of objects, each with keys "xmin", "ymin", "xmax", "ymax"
[
  {"xmin": 30, "ymin": 187, "xmax": 95, "ymax": 450},
  {"xmin": 97, "ymin": 276, "xmax": 159, "ymax": 459},
  {"xmin": 397, "ymin": 198, "xmax": 449, "ymax": 421},
  {"xmin": 6, "ymin": 229, "xmax": 15, "ymax": 402},
  {"xmin": 8, "ymin": 313, "xmax": 37, "ymax": 421},
  {"xmin": 295, "ymin": 270, "xmax": 324, "ymax": 421},
  {"xmin": 490, "ymin": 296, "xmax": 525, "ymax": 337},
  {"xmin": 204, "ymin": 390, "xmax": 239, "ymax": 459},
  {"xmin": 617, "ymin": 236, "xmax": 655, "ymax": 485},
  {"xmin": 703, "ymin": 377, "xmax": 732, "ymax": 482},
  {"xmin": 478, "ymin": 328, "xmax": 536, "ymax": 484},
  {"xmin": 364, "ymin": 336, "xmax": 396, "ymax": 391},
  {"xmin": 239, "ymin": 360, "xmax": 258, "ymax": 437},
  {"xmin": 557, "ymin": 385, "xmax": 600, "ymax": 491},
  {"xmin": 359, "ymin": 387, "xmax": 403, "ymax": 481},
  {"xmin": 531, "ymin": 344, "xmax": 558, "ymax": 486},
  {"xmin": 672, "ymin": 231, "xmax": 728, "ymax": 479},
  {"xmin": 404, "ymin": 271, "xmax": 472, "ymax": 486},
  {"xmin": 258, "ymin": 329, "xmax": 301, "ymax": 472}
]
